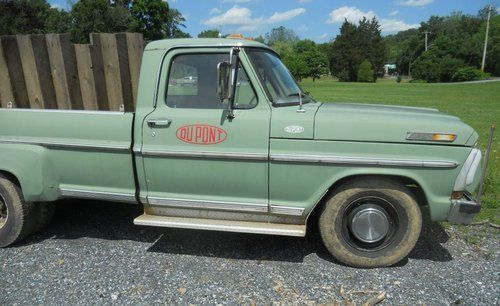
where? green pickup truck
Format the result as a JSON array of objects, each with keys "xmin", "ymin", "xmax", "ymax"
[{"xmin": 0, "ymin": 38, "xmax": 484, "ymax": 268}]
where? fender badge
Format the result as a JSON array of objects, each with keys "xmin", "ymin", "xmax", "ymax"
[{"xmin": 284, "ymin": 125, "xmax": 304, "ymax": 134}]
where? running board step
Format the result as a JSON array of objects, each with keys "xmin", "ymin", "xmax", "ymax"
[{"xmin": 134, "ymin": 214, "xmax": 306, "ymax": 237}]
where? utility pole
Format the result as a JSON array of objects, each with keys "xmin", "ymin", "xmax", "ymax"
[
  {"xmin": 481, "ymin": 5, "xmax": 492, "ymax": 71},
  {"xmin": 423, "ymin": 31, "xmax": 430, "ymax": 51}
]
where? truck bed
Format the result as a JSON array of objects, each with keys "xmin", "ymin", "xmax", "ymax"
[{"xmin": 0, "ymin": 109, "xmax": 136, "ymax": 203}]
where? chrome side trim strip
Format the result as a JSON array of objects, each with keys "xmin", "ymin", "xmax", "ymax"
[
  {"xmin": 147, "ymin": 196, "xmax": 268, "ymax": 213},
  {"xmin": 134, "ymin": 214, "xmax": 306, "ymax": 237},
  {"xmin": 60, "ymin": 188, "xmax": 137, "ymax": 203},
  {"xmin": 270, "ymin": 205, "xmax": 305, "ymax": 216},
  {"xmin": 0, "ymin": 108, "xmax": 125, "ymax": 115},
  {"xmin": 141, "ymin": 149, "xmax": 268, "ymax": 161},
  {"xmin": 270, "ymin": 154, "xmax": 459, "ymax": 168},
  {"xmin": 0, "ymin": 138, "xmax": 130, "ymax": 152}
]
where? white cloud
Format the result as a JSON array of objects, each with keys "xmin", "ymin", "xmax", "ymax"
[
  {"xmin": 399, "ymin": 0, "xmax": 433, "ymax": 7},
  {"xmin": 389, "ymin": 10, "xmax": 399, "ymax": 16},
  {"xmin": 326, "ymin": 6, "xmax": 418, "ymax": 33},
  {"xmin": 317, "ymin": 33, "xmax": 329, "ymax": 39},
  {"xmin": 267, "ymin": 8, "xmax": 306, "ymax": 23},
  {"xmin": 209, "ymin": 7, "xmax": 222, "ymax": 15},
  {"xmin": 380, "ymin": 19, "xmax": 418, "ymax": 32},
  {"xmin": 221, "ymin": 0, "xmax": 250, "ymax": 3},
  {"xmin": 50, "ymin": 3, "xmax": 62, "ymax": 9},
  {"xmin": 496, "ymin": 7, "xmax": 500, "ymax": 13},
  {"xmin": 326, "ymin": 6, "xmax": 376, "ymax": 24},
  {"xmin": 204, "ymin": 6, "xmax": 306, "ymax": 31}
]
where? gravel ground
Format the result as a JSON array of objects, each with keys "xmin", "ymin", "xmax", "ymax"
[{"xmin": 1, "ymin": 200, "xmax": 498, "ymax": 305}]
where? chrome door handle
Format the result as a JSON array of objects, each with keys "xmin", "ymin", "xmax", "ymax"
[{"xmin": 147, "ymin": 118, "xmax": 172, "ymax": 128}]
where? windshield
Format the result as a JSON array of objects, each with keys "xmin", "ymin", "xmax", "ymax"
[{"xmin": 246, "ymin": 48, "xmax": 312, "ymax": 106}]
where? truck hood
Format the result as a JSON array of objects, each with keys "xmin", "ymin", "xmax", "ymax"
[{"xmin": 314, "ymin": 102, "xmax": 477, "ymax": 146}]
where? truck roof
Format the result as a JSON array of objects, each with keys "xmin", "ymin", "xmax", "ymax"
[{"xmin": 145, "ymin": 38, "xmax": 272, "ymax": 51}]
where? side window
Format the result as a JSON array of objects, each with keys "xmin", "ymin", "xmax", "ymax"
[
  {"xmin": 166, "ymin": 53, "xmax": 257, "ymax": 109},
  {"xmin": 167, "ymin": 53, "xmax": 226, "ymax": 109},
  {"xmin": 234, "ymin": 63, "xmax": 257, "ymax": 109}
]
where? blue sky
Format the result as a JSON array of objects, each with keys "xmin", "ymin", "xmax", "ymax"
[{"xmin": 50, "ymin": 0, "xmax": 499, "ymax": 42}]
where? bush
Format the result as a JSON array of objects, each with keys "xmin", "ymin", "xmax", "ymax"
[
  {"xmin": 411, "ymin": 51, "xmax": 468, "ymax": 83},
  {"xmin": 439, "ymin": 56, "xmax": 465, "ymax": 82},
  {"xmin": 452, "ymin": 67, "xmax": 490, "ymax": 82},
  {"xmin": 357, "ymin": 60, "xmax": 374, "ymax": 82},
  {"xmin": 337, "ymin": 69, "xmax": 351, "ymax": 82},
  {"xmin": 411, "ymin": 56, "xmax": 440, "ymax": 83},
  {"xmin": 396, "ymin": 75, "xmax": 402, "ymax": 83}
]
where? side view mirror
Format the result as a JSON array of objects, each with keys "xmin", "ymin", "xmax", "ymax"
[
  {"xmin": 217, "ymin": 61, "xmax": 231, "ymax": 101},
  {"xmin": 217, "ymin": 47, "xmax": 240, "ymax": 119}
]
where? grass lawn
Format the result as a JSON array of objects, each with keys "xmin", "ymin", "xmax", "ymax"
[{"xmin": 300, "ymin": 76, "xmax": 499, "ymax": 223}]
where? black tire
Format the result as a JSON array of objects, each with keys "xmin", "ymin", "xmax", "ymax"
[
  {"xmin": 0, "ymin": 175, "xmax": 37, "ymax": 247},
  {"xmin": 33, "ymin": 202, "xmax": 56, "ymax": 232},
  {"xmin": 319, "ymin": 178, "xmax": 422, "ymax": 268}
]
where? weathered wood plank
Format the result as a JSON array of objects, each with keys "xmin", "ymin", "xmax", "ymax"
[
  {"xmin": 31, "ymin": 34, "xmax": 57, "ymax": 109},
  {"xmin": 90, "ymin": 34, "xmax": 109, "ymax": 110},
  {"xmin": 1, "ymin": 36, "xmax": 29, "ymax": 108},
  {"xmin": 46, "ymin": 34, "xmax": 71, "ymax": 109},
  {"xmin": 100, "ymin": 33, "xmax": 124, "ymax": 111},
  {"xmin": 116, "ymin": 33, "xmax": 133, "ymax": 111},
  {"xmin": 0, "ymin": 37, "xmax": 14, "ymax": 108},
  {"xmin": 125, "ymin": 33, "xmax": 144, "ymax": 107},
  {"xmin": 59, "ymin": 34, "xmax": 83, "ymax": 110},
  {"xmin": 75, "ymin": 44, "xmax": 98, "ymax": 110},
  {"xmin": 16, "ymin": 35, "xmax": 45, "ymax": 108}
]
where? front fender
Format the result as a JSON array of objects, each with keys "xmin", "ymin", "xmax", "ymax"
[
  {"xmin": 0, "ymin": 144, "xmax": 59, "ymax": 201},
  {"xmin": 269, "ymin": 139, "xmax": 470, "ymax": 223},
  {"xmin": 303, "ymin": 167, "xmax": 455, "ymax": 222}
]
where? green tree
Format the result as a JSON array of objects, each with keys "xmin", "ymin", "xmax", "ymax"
[
  {"xmin": 70, "ymin": 0, "xmax": 132, "ymax": 43},
  {"xmin": 390, "ymin": 9, "xmax": 500, "ymax": 77},
  {"xmin": 305, "ymin": 49, "xmax": 328, "ymax": 81},
  {"xmin": 198, "ymin": 29, "xmax": 220, "ymax": 38},
  {"xmin": 164, "ymin": 8, "xmax": 190, "ymax": 38},
  {"xmin": 357, "ymin": 59, "xmax": 375, "ymax": 82},
  {"xmin": 46, "ymin": 7, "xmax": 71, "ymax": 33},
  {"xmin": 292, "ymin": 40, "xmax": 328, "ymax": 81},
  {"xmin": 317, "ymin": 42, "xmax": 333, "ymax": 75},
  {"xmin": 331, "ymin": 18, "xmax": 385, "ymax": 82},
  {"xmin": 265, "ymin": 26, "xmax": 299, "ymax": 46},
  {"xmin": 283, "ymin": 55, "xmax": 309, "ymax": 82},
  {"xmin": 130, "ymin": 0, "xmax": 189, "ymax": 40},
  {"xmin": 0, "ymin": 0, "xmax": 68, "ymax": 35}
]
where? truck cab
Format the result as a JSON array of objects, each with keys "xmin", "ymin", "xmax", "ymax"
[{"xmin": 0, "ymin": 38, "xmax": 483, "ymax": 268}]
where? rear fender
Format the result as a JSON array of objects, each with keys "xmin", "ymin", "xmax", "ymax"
[{"xmin": 0, "ymin": 144, "xmax": 59, "ymax": 202}]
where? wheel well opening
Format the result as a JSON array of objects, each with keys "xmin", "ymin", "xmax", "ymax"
[
  {"xmin": 307, "ymin": 174, "xmax": 428, "ymax": 228},
  {"xmin": 0, "ymin": 170, "xmax": 21, "ymax": 188}
]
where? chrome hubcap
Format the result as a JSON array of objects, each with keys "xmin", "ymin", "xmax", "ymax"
[
  {"xmin": 349, "ymin": 204, "xmax": 390, "ymax": 243},
  {"xmin": 0, "ymin": 195, "xmax": 7, "ymax": 229}
]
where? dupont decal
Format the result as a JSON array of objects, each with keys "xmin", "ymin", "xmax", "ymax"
[
  {"xmin": 176, "ymin": 124, "xmax": 227, "ymax": 145},
  {"xmin": 284, "ymin": 125, "xmax": 304, "ymax": 134}
]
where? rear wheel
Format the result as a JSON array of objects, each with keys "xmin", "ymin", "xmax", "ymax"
[
  {"xmin": 319, "ymin": 178, "xmax": 422, "ymax": 268},
  {"xmin": 0, "ymin": 175, "xmax": 37, "ymax": 247}
]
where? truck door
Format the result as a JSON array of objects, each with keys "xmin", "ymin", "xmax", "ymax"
[{"xmin": 140, "ymin": 48, "xmax": 270, "ymax": 215}]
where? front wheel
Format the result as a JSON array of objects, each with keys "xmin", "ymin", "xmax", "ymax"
[{"xmin": 319, "ymin": 178, "xmax": 422, "ymax": 268}]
